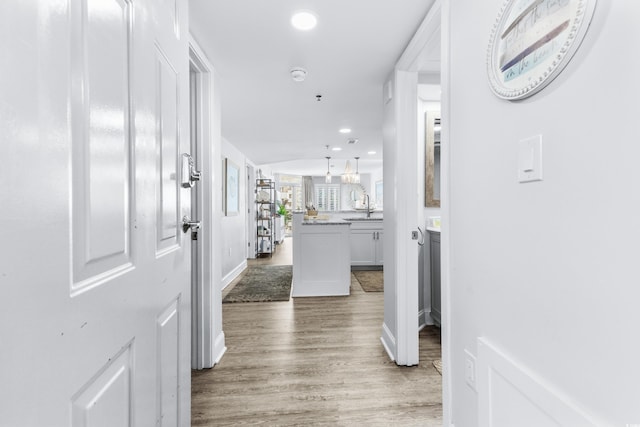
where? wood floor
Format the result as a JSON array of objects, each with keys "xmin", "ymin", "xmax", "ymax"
[{"xmin": 192, "ymin": 239, "xmax": 443, "ymax": 426}]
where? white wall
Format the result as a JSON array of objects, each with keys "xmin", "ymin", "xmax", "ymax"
[
  {"xmin": 220, "ymin": 138, "xmax": 250, "ymax": 287},
  {"xmin": 447, "ymin": 1, "xmax": 639, "ymax": 425}
]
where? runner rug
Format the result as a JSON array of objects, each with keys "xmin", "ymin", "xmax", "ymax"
[{"xmin": 223, "ymin": 265, "xmax": 292, "ymax": 303}]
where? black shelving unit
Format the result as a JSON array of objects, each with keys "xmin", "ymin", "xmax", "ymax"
[{"xmin": 255, "ymin": 179, "xmax": 276, "ymax": 258}]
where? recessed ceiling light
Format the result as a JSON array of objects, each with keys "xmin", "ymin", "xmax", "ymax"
[
  {"xmin": 368, "ymin": 151, "xmax": 376, "ymax": 155},
  {"xmin": 332, "ymin": 147, "xmax": 342, "ymax": 151},
  {"xmin": 290, "ymin": 67, "xmax": 307, "ymax": 82},
  {"xmin": 291, "ymin": 11, "xmax": 317, "ymax": 31},
  {"xmin": 339, "ymin": 128, "xmax": 351, "ymax": 134}
]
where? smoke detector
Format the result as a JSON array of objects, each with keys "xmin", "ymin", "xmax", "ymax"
[{"xmin": 290, "ymin": 67, "xmax": 307, "ymax": 82}]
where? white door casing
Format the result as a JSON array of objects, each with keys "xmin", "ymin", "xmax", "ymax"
[
  {"xmin": 0, "ymin": 0, "xmax": 191, "ymax": 425},
  {"xmin": 189, "ymin": 38, "xmax": 227, "ymax": 369}
]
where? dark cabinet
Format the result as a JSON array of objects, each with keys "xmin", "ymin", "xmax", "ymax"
[{"xmin": 429, "ymin": 230, "xmax": 441, "ymax": 326}]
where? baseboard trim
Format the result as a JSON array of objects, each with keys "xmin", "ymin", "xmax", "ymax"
[
  {"xmin": 380, "ymin": 322, "xmax": 396, "ymax": 362},
  {"xmin": 221, "ymin": 260, "xmax": 247, "ymax": 290},
  {"xmin": 211, "ymin": 331, "xmax": 226, "ymax": 366}
]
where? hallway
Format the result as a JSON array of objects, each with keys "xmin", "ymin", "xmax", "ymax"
[{"xmin": 192, "ymin": 257, "xmax": 443, "ymax": 425}]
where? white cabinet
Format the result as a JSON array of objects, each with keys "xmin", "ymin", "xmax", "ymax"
[
  {"xmin": 349, "ymin": 221, "xmax": 383, "ymax": 267},
  {"xmin": 274, "ymin": 215, "xmax": 285, "ymax": 244},
  {"xmin": 374, "ymin": 230, "xmax": 384, "ymax": 265}
]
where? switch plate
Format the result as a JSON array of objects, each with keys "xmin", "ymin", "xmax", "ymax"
[
  {"xmin": 464, "ymin": 349, "xmax": 477, "ymax": 391},
  {"xmin": 518, "ymin": 135, "xmax": 542, "ymax": 183}
]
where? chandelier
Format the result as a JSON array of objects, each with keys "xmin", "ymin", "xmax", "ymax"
[{"xmin": 341, "ymin": 157, "xmax": 360, "ymax": 184}]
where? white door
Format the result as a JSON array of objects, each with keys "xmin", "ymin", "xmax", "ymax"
[{"xmin": 0, "ymin": 0, "xmax": 191, "ymax": 425}]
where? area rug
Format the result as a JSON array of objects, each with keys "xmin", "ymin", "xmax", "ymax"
[
  {"xmin": 433, "ymin": 359, "xmax": 443, "ymax": 375},
  {"xmin": 353, "ymin": 270, "xmax": 383, "ymax": 292},
  {"xmin": 223, "ymin": 265, "xmax": 292, "ymax": 303}
]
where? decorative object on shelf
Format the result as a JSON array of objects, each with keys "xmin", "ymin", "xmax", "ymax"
[
  {"xmin": 224, "ymin": 158, "xmax": 240, "ymax": 216},
  {"xmin": 325, "ymin": 156, "xmax": 332, "ymax": 183},
  {"xmin": 487, "ymin": 0, "xmax": 597, "ymax": 100},
  {"xmin": 256, "ymin": 190, "xmax": 270, "ymax": 202}
]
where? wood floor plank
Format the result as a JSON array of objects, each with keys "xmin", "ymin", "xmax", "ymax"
[{"xmin": 193, "ymin": 245, "xmax": 442, "ymax": 425}]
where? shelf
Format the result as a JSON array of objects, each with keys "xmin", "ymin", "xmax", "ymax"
[{"xmin": 255, "ymin": 179, "xmax": 276, "ymax": 258}]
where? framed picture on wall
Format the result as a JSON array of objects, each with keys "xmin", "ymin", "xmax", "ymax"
[
  {"xmin": 487, "ymin": 0, "xmax": 597, "ymax": 100},
  {"xmin": 224, "ymin": 158, "xmax": 240, "ymax": 216}
]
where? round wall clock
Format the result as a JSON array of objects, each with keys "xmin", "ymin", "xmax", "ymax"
[{"xmin": 487, "ymin": 0, "xmax": 597, "ymax": 100}]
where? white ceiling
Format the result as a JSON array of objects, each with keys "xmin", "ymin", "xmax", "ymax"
[{"xmin": 189, "ymin": 0, "xmax": 437, "ymax": 176}]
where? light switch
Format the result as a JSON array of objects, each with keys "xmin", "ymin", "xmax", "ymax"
[{"xmin": 518, "ymin": 135, "xmax": 542, "ymax": 183}]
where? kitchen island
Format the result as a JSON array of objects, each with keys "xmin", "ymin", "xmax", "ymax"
[{"xmin": 291, "ymin": 212, "xmax": 351, "ymax": 297}]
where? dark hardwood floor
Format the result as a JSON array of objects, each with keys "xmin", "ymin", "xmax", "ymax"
[{"xmin": 192, "ymin": 257, "xmax": 443, "ymax": 426}]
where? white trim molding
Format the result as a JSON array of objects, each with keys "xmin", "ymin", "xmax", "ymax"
[
  {"xmin": 221, "ymin": 260, "xmax": 247, "ymax": 290},
  {"xmin": 477, "ymin": 338, "xmax": 610, "ymax": 427},
  {"xmin": 380, "ymin": 322, "xmax": 397, "ymax": 362},
  {"xmin": 189, "ymin": 34, "xmax": 225, "ymax": 370}
]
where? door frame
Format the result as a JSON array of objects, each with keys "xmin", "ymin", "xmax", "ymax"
[
  {"xmin": 189, "ymin": 36, "xmax": 226, "ymax": 369},
  {"xmin": 392, "ymin": 0, "xmax": 452, "ymax": 424},
  {"xmin": 246, "ymin": 164, "xmax": 255, "ymax": 259}
]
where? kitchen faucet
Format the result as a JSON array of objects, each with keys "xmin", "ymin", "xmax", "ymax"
[{"xmin": 365, "ymin": 194, "xmax": 371, "ymax": 218}]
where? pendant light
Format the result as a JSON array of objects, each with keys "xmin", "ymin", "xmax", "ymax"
[
  {"xmin": 341, "ymin": 160, "xmax": 354, "ymax": 184},
  {"xmin": 354, "ymin": 157, "xmax": 360, "ymax": 184},
  {"xmin": 325, "ymin": 156, "xmax": 332, "ymax": 183}
]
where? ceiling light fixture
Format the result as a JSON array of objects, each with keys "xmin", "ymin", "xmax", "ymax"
[
  {"xmin": 290, "ymin": 67, "xmax": 307, "ymax": 82},
  {"xmin": 341, "ymin": 160, "xmax": 354, "ymax": 184},
  {"xmin": 291, "ymin": 10, "xmax": 317, "ymax": 31},
  {"xmin": 368, "ymin": 151, "xmax": 376, "ymax": 155},
  {"xmin": 339, "ymin": 128, "xmax": 351, "ymax": 134},
  {"xmin": 325, "ymin": 156, "xmax": 332, "ymax": 183},
  {"xmin": 354, "ymin": 157, "xmax": 360, "ymax": 184},
  {"xmin": 332, "ymin": 147, "xmax": 342, "ymax": 151}
]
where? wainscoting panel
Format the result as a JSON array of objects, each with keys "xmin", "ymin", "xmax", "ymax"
[{"xmin": 477, "ymin": 338, "xmax": 604, "ymax": 427}]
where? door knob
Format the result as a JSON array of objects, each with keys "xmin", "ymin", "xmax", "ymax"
[
  {"xmin": 417, "ymin": 226, "xmax": 425, "ymax": 246},
  {"xmin": 182, "ymin": 215, "xmax": 201, "ymax": 233}
]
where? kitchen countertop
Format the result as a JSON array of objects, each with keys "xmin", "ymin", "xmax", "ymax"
[{"xmin": 302, "ymin": 221, "xmax": 351, "ymax": 225}]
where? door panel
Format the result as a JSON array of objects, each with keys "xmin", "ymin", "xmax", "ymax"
[
  {"xmin": 156, "ymin": 46, "xmax": 180, "ymax": 254},
  {"xmin": 0, "ymin": 0, "xmax": 191, "ymax": 425},
  {"xmin": 157, "ymin": 299, "xmax": 181, "ymax": 426},
  {"xmin": 71, "ymin": 344, "xmax": 133, "ymax": 427},
  {"xmin": 71, "ymin": 0, "xmax": 133, "ymax": 292}
]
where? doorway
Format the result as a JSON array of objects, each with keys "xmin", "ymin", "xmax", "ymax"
[
  {"xmin": 387, "ymin": 0, "xmax": 450, "ymax": 423},
  {"xmin": 189, "ymin": 39, "xmax": 226, "ymax": 370}
]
